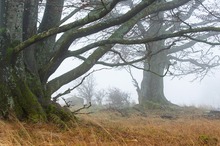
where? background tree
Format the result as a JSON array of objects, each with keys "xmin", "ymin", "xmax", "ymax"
[
  {"xmin": 1, "ymin": 0, "xmax": 220, "ymax": 121},
  {"xmin": 124, "ymin": 0, "xmax": 220, "ymax": 106},
  {"xmin": 107, "ymin": 87, "xmax": 131, "ymax": 109},
  {"xmin": 94, "ymin": 89, "xmax": 106, "ymax": 106},
  {"xmin": 76, "ymin": 74, "xmax": 96, "ymax": 104}
]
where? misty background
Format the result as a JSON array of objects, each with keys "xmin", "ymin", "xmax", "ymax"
[
  {"xmin": 94, "ymin": 67, "xmax": 220, "ymax": 108},
  {"xmin": 48, "ymin": 0, "xmax": 220, "ymax": 109},
  {"xmin": 51, "ymin": 58, "xmax": 220, "ymax": 108}
]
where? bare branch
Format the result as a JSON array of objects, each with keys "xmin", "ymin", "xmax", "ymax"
[
  {"xmin": 62, "ymin": 97, "xmax": 71, "ymax": 107},
  {"xmin": 63, "ymin": 27, "xmax": 220, "ymax": 55},
  {"xmin": 59, "ymin": 6, "xmax": 84, "ymax": 26},
  {"xmin": 110, "ymin": 49, "xmax": 171, "ymax": 77},
  {"xmin": 170, "ymin": 56, "xmax": 220, "ymax": 69},
  {"xmin": 52, "ymin": 68, "xmax": 110, "ymax": 102},
  {"xmin": 125, "ymin": 67, "xmax": 141, "ymax": 97},
  {"xmin": 198, "ymin": 0, "xmax": 220, "ymax": 20},
  {"xmin": 13, "ymin": 0, "xmax": 122, "ymax": 53},
  {"xmin": 168, "ymin": 31, "xmax": 219, "ymax": 54},
  {"xmin": 74, "ymin": 54, "xmax": 147, "ymax": 67},
  {"xmin": 183, "ymin": 34, "xmax": 220, "ymax": 46},
  {"xmin": 72, "ymin": 102, "xmax": 92, "ymax": 114}
]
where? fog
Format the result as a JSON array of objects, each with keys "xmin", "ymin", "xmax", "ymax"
[
  {"xmin": 51, "ymin": 59, "xmax": 220, "ymax": 109},
  {"xmin": 46, "ymin": 0, "xmax": 220, "ymax": 109},
  {"xmin": 165, "ymin": 74, "xmax": 220, "ymax": 108},
  {"xmin": 93, "ymin": 67, "xmax": 220, "ymax": 108}
]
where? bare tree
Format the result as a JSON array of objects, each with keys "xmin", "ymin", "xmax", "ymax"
[
  {"xmin": 94, "ymin": 89, "xmax": 106, "ymax": 106},
  {"xmin": 122, "ymin": 0, "xmax": 220, "ymax": 106},
  {"xmin": 77, "ymin": 74, "xmax": 96, "ymax": 104},
  {"xmin": 107, "ymin": 87, "xmax": 131, "ymax": 109}
]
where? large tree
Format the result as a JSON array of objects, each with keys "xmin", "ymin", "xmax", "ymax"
[
  {"xmin": 0, "ymin": 0, "xmax": 220, "ymax": 121},
  {"xmin": 126, "ymin": 0, "xmax": 220, "ymax": 106}
]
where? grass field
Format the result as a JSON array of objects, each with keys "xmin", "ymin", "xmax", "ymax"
[{"xmin": 0, "ymin": 107, "xmax": 220, "ymax": 146}]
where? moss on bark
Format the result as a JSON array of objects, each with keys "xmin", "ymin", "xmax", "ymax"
[
  {"xmin": 0, "ymin": 84, "xmax": 13, "ymax": 118},
  {"xmin": 46, "ymin": 104, "xmax": 73, "ymax": 129},
  {"xmin": 0, "ymin": 57, "xmax": 72, "ymax": 124},
  {"xmin": 12, "ymin": 78, "xmax": 46, "ymax": 122},
  {"xmin": 11, "ymin": 78, "xmax": 73, "ymax": 124}
]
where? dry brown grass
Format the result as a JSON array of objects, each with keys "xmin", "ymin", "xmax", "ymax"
[{"xmin": 0, "ymin": 108, "xmax": 220, "ymax": 146}]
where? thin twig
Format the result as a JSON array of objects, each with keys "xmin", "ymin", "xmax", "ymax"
[{"xmin": 72, "ymin": 102, "xmax": 92, "ymax": 114}]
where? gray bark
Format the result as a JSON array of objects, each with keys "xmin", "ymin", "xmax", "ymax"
[
  {"xmin": 0, "ymin": 0, "xmax": 6, "ymax": 28},
  {"xmin": 0, "ymin": 0, "xmax": 26, "ymax": 118},
  {"xmin": 140, "ymin": 48, "xmax": 169, "ymax": 104},
  {"xmin": 139, "ymin": 12, "xmax": 170, "ymax": 105},
  {"xmin": 23, "ymin": 0, "xmax": 39, "ymax": 74},
  {"xmin": 6, "ymin": 0, "xmax": 24, "ymax": 41},
  {"xmin": 36, "ymin": 0, "xmax": 64, "ymax": 73}
]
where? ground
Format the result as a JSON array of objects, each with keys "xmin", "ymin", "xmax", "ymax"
[{"xmin": 0, "ymin": 106, "xmax": 220, "ymax": 146}]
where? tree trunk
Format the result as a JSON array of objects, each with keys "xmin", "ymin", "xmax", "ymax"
[
  {"xmin": 140, "ymin": 46, "xmax": 170, "ymax": 105},
  {"xmin": 0, "ymin": 0, "xmax": 71, "ymax": 123},
  {"xmin": 36, "ymin": 0, "xmax": 64, "ymax": 83},
  {"xmin": 0, "ymin": 0, "xmax": 44, "ymax": 120},
  {"xmin": 139, "ymin": 12, "xmax": 171, "ymax": 106}
]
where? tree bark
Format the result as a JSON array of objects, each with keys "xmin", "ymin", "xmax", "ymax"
[
  {"xmin": 0, "ymin": 0, "xmax": 71, "ymax": 122},
  {"xmin": 139, "ymin": 12, "xmax": 171, "ymax": 106},
  {"xmin": 140, "ymin": 48, "xmax": 170, "ymax": 105},
  {"xmin": 36, "ymin": 0, "xmax": 64, "ymax": 73}
]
